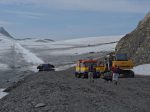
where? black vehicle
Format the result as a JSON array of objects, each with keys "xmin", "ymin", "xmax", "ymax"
[{"xmin": 37, "ymin": 64, "xmax": 55, "ymax": 71}]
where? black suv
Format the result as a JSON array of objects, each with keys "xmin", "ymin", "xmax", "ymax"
[{"xmin": 37, "ymin": 64, "xmax": 55, "ymax": 71}]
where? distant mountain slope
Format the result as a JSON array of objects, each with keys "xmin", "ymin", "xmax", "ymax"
[
  {"xmin": 0, "ymin": 27, "xmax": 54, "ymax": 42},
  {"xmin": 0, "ymin": 27, "xmax": 14, "ymax": 39},
  {"xmin": 116, "ymin": 12, "xmax": 150, "ymax": 65},
  {"xmin": 35, "ymin": 39, "xmax": 54, "ymax": 42}
]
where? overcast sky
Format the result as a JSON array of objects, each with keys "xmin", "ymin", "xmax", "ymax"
[{"xmin": 0, "ymin": 0, "xmax": 150, "ymax": 40}]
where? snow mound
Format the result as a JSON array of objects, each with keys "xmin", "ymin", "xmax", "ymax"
[
  {"xmin": 29, "ymin": 65, "xmax": 39, "ymax": 72},
  {"xmin": 133, "ymin": 64, "xmax": 150, "ymax": 76},
  {"xmin": 0, "ymin": 89, "xmax": 8, "ymax": 99}
]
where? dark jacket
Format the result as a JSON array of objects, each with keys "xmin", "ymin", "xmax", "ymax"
[
  {"xmin": 88, "ymin": 65, "xmax": 96, "ymax": 72},
  {"xmin": 111, "ymin": 67, "xmax": 120, "ymax": 74}
]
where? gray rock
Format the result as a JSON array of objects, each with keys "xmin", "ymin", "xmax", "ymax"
[{"xmin": 116, "ymin": 12, "xmax": 150, "ymax": 65}]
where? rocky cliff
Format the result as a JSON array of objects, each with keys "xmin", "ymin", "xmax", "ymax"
[{"xmin": 116, "ymin": 12, "xmax": 150, "ymax": 65}]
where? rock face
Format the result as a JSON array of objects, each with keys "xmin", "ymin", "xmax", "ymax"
[
  {"xmin": 0, "ymin": 27, "xmax": 14, "ymax": 38},
  {"xmin": 116, "ymin": 12, "xmax": 150, "ymax": 65}
]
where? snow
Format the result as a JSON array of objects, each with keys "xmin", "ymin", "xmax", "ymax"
[
  {"xmin": 0, "ymin": 35, "xmax": 13, "ymax": 54},
  {"xmin": 50, "ymin": 43, "xmax": 117, "ymax": 55},
  {"xmin": 54, "ymin": 35, "xmax": 122, "ymax": 45},
  {"xmin": 21, "ymin": 35, "xmax": 121, "ymax": 56},
  {"xmin": 0, "ymin": 34, "xmax": 12, "ymax": 42},
  {"xmin": 29, "ymin": 65, "xmax": 39, "ymax": 72},
  {"xmin": 0, "ymin": 89, "xmax": 8, "ymax": 99},
  {"xmin": 15, "ymin": 43, "xmax": 44, "ymax": 65},
  {"xmin": 0, "ymin": 63, "xmax": 9, "ymax": 70},
  {"xmin": 19, "ymin": 35, "xmax": 122, "ymax": 50},
  {"xmin": 46, "ymin": 36, "xmax": 122, "ymax": 55},
  {"xmin": 55, "ymin": 64, "xmax": 76, "ymax": 71},
  {"xmin": 133, "ymin": 64, "xmax": 150, "ymax": 76}
]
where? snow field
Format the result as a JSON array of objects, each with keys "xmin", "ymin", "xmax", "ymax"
[
  {"xmin": 0, "ymin": 89, "xmax": 8, "ymax": 99},
  {"xmin": 133, "ymin": 64, "xmax": 150, "ymax": 75}
]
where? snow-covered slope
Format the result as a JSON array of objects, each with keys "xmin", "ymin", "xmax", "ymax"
[
  {"xmin": 0, "ymin": 89, "xmax": 8, "ymax": 99},
  {"xmin": 133, "ymin": 64, "xmax": 150, "ymax": 76},
  {"xmin": 15, "ymin": 43, "xmax": 44, "ymax": 65},
  {"xmin": 0, "ymin": 33, "xmax": 44, "ymax": 72}
]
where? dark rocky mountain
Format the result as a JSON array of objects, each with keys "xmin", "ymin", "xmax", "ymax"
[
  {"xmin": 16, "ymin": 38, "xmax": 54, "ymax": 42},
  {"xmin": 35, "ymin": 38, "xmax": 54, "ymax": 42},
  {"xmin": 44, "ymin": 39, "xmax": 54, "ymax": 42},
  {"xmin": 35, "ymin": 39, "xmax": 54, "ymax": 42},
  {"xmin": 0, "ymin": 27, "xmax": 54, "ymax": 42},
  {"xmin": 15, "ymin": 38, "xmax": 32, "ymax": 40},
  {"xmin": 0, "ymin": 27, "xmax": 14, "ymax": 38},
  {"xmin": 116, "ymin": 12, "xmax": 150, "ymax": 65}
]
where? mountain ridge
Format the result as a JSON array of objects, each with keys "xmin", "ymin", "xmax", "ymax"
[
  {"xmin": 0, "ymin": 27, "xmax": 14, "ymax": 39},
  {"xmin": 0, "ymin": 27, "xmax": 54, "ymax": 42}
]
